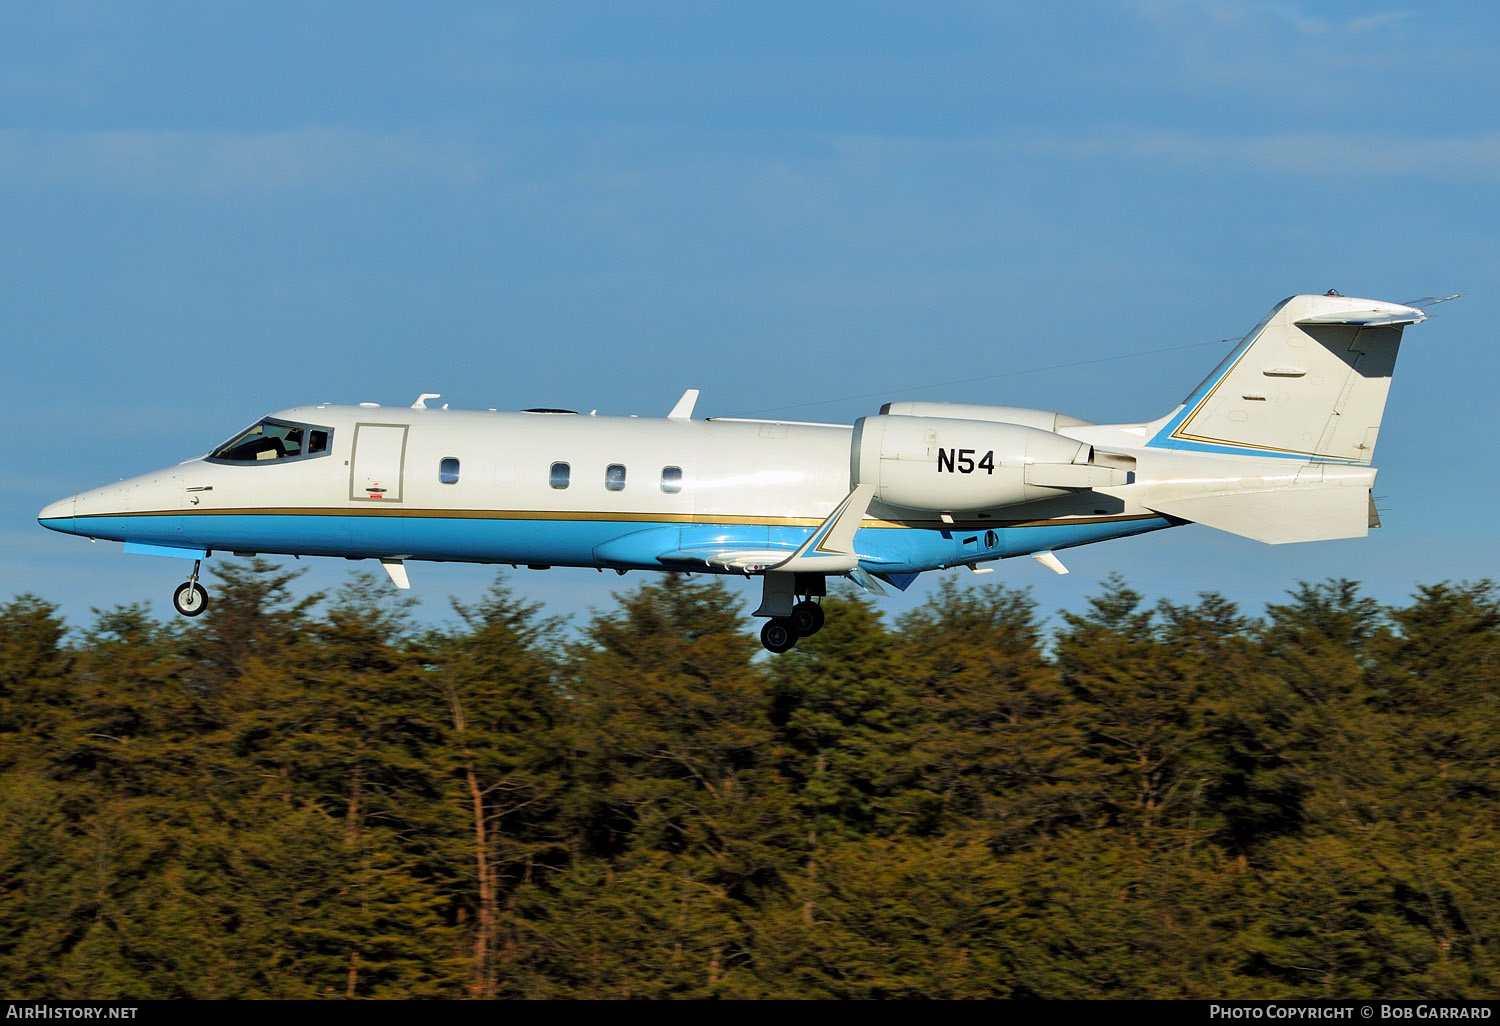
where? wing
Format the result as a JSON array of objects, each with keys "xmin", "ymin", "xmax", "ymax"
[
  {"xmin": 592, "ymin": 525, "xmax": 800, "ymax": 572},
  {"xmin": 591, "ymin": 485, "xmax": 876, "ymax": 574}
]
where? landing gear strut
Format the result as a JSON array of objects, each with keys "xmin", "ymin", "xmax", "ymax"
[
  {"xmin": 172, "ymin": 559, "xmax": 209, "ymax": 617},
  {"xmin": 755, "ymin": 574, "xmax": 827, "ymax": 652}
]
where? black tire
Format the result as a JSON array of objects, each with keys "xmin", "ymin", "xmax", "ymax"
[
  {"xmin": 173, "ymin": 581, "xmax": 209, "ymax": 618},
  {"xmin": 789, "ymin": 600, "xmax": 825, "ymax": 637},
  {"xmin": 760, "ymin": 618, "xmax": 797, "ymax": 654}
]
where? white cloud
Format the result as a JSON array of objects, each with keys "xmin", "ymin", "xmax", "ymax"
[
  {"xmin": 1120, "ymin": 0, "xmax": 1423, "ymax": 93},
  {"xmin": 829, "ymin": 130, "xmax": 1500, "ymax": 182},
  {"xmin": 0, "ymin": 128, "xmax": 489, "ymax": 194},
  {"xmin": 1128, "ymin": 0, "xmax": 1411, "ymax": 37},
  {"xmin": 1104, "ymin": 131, "xmax": 1500, "ymax": 180}
]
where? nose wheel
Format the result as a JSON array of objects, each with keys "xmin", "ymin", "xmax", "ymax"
[{"xmin": 172, "ymin": 560, "xmax": 210, "ymax": 617}]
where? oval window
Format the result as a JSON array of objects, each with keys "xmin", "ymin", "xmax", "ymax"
[
  {"xmin": 660, "ymin": 466, "xmax": 683, "ymax": 493},
  {"xmin": 550, "ymin": 462, "xmax": 571, "ymax": 489},
  {"xmin": 605, "ymin": 464, "xmax": 626, "ymax": 491},
  {"xmin": 439, "ymin": 457, "xmax": 460, "ymax": 485}
]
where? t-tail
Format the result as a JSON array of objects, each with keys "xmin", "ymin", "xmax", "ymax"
[
  {"xmin": 1123, "ymin": 293, "xmax": 1443, "ymax": 544},
  {"xmin": 1148, "ymin": 292, "xmax": 1431, "ymax": 463}
]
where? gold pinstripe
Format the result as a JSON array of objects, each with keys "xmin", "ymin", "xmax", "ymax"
[
  {"xmin": 1169, "ymin": 325, "xmax": 1340, "ymax": 459},
  {"xmin": 78, "ymin": 506, "xmax": 1162, "ymax": 531}
]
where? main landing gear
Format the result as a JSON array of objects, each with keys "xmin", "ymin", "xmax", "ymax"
[
  {"xmin": 172, "ymin": 559, "xmax": 210, "ymax": 617},
  {"xmin": 760, "ymin": 600, "xmax": 825, "ymax": 654},
  {"xmin": 755, "ymin": 573, "xmax": 827, "ymax": 653}
]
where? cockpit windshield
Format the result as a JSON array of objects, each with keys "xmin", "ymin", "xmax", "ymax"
[{"xmin": 208, "ymin": 418, "xmax": 332, "ymax": 464}]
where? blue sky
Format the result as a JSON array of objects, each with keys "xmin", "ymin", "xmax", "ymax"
[{"xmin": 4, "ymin": 0, "xmax": 1497, "ymax": 633}]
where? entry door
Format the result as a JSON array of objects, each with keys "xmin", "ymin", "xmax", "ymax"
[{"xmin": 350, "ymin": 424, "xmax": 408, "ymax": 503}]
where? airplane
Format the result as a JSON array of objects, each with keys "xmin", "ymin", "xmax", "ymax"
[{"xmin": 38, "ymin": 292, "xmax": 1447, "ymax": 652}]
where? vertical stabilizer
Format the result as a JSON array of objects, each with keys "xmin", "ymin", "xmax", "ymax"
[{"xmin": 1148, "ymin": 294, "xmax": 1426, "ymax": 463}]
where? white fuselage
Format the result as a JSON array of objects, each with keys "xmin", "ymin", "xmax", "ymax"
[{"xmin": 38, "ymin": 403, "xmax": 1178, "ymax": 578}]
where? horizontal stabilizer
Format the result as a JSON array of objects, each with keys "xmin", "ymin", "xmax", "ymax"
[
  {"xmin": 1295, "ymin": 308, "xmax": 1425, "ymax": 328},
  {"xmin": 1145, "ymin": 487, "xmax": 1370, "ymax": 545}
]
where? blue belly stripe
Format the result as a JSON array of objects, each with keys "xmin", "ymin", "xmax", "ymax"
[{"xmin": 69, "ymin": 512, "xmax": 1174, "ymax": 575}]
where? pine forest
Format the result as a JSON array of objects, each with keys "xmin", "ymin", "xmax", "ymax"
[{"xmin": 2, "ymin": 560, "xmax": 1497, "ymax": 999}]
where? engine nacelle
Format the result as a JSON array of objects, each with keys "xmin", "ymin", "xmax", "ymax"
[
  {"xmin": 851, "ymin": 414, "xmax": 1093, "ymax": 512},
  {"xmin": 879, "ymin": 401, "xmax": 1094, "ymax": 432}
]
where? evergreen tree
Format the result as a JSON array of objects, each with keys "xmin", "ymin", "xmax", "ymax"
[
  {"xmin": 533, "ymin": 574, "xmax": 793, "ymax": 996},
  {"xmin": 1054, "ymin": 574, "xmax": 1210, "ymax": 840},
  {"xmin": 227, "ymin": 573, "xmax": 463, "ymax": 996},
  {"xmin": 426, "ymin": 576, "xmax": 572, "ymax": 998},
  {"xmin": 0, "ymin": 769, "xmax": 76, "ymax": 994},
  {"xmin": 0, "ymin": 595, "xmax": 71, "ymax": 756},
  {"xmin": 1364, "ymin": 582, "xmax": 1500, "ymax": 994},
  {"xmin": 1156, "ymin": 592, "xmax": 1303, "ymax": 851},
  {"xmin": 1373, "ymin": 581, "xmax": 1500, "ymax": 805},
  {"xmin": 1256, "ymin": 580, "xmax": 1390, "ymax": 831},
  {"xmin": 188, "ymin": 557, "xmax": 323, "ymax": 690},
  {"xmin": 755, "ymin": 829, "xmax": 1023, "ymax": 998},
  {"xmin": 893, "ymin": 579, "xmax": 1083, "ymax": 844},
  {"xmin": 768, "ymin": 589, "xmax": 916, "ymax": 838},
  {"xmin": 1239, "ymin": 832, "xmax": 1437, "ymax": 998},
  {"xmin": 2, "ymin": 570, "xmax": 1497, "ymax": 999}
]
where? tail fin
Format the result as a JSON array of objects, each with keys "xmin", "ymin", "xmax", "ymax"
[{"xmin": 1147, "ymin": 294, "xmax": 1427, "ymax": 463}]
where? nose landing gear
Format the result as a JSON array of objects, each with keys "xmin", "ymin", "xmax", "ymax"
[{"xmin": 172, "ymin": 560, "xmax": 209, "ymax": 617}]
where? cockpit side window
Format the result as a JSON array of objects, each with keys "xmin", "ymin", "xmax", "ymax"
[{"xmin": 208, "ymin": 418, "xmax": 334, "ymax": 465}]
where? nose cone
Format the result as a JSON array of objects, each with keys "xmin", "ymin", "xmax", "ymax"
[{"xmin": 38, "ymin": 495, "xmax": 77, "ymax": 534}]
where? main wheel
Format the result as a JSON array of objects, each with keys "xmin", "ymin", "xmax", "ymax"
[
  {"xmin": 760, "ymin": 618, "xmax": 797, "ymax": 654},
  {"xmin": 789, "ymin": 600, "xmax": 825, "ymax": 638},
  {"xmin": 173, "ymin": 581, "xmax": 209, "ymax": 617}
]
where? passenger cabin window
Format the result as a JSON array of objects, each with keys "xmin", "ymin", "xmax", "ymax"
[
  {"xmin": 605, "ymin": 464, "xmax": 626, "ymax": 491},
  {"xmin": 208, "ymin": 418, "xmax": 333, "ymax": 464},
  {"xmin": 660, "ymin": 466, "xmax": 683, "ymax": 493},
  {"xmin": 439, "ymin": 457, "xmax": 460, "ymax": 484},
  {"xmin": 549, "ymin": 462, "xmax": 571, "ymax": 489}
]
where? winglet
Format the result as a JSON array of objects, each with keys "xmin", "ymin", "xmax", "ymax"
[
  {"xmin": 668, "ymin": 389, "xmax": 700, "ymax": 421},
  {"xmin": 772, "ymin": 483, "xmax": 875, "ymax": 573}
]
